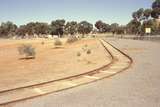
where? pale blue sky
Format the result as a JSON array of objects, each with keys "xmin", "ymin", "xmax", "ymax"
[{"xmin": 0, "ymin": 0, "xmax": 153, "ymax": 25}]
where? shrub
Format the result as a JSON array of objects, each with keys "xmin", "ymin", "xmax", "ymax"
[
  {"xmin": 77, "ymin": 46, "xmax": 92, "ymax": 64},
  {"xmin": 84, "ymin": 44, "xmax": 88, "ymax": 47},
  {"xmin": 82, "ymin": 44, "xmax": 88, "ymax": 52},
  {"xmin": 41, "ymin": 41, "xmax": 45, "ymax": 45},
  {"xmin": 54, "ymin": 38, "xmax": 62, "ymax": 46},
  {"xmin": 77, "ymin": 52, "xmax": 81, "ymax": 57},
  {"xmin": 18, "ymin": 44, "xmax": 36, "ymax": 59},
  {"xmin": 86, "ymin": 49, "xmax": 91, "ymax": 54},
  {"xmin": 92, "ymin": 35, "xmax": 96, "ymax": 38},
  {"xmin": 67, "ymin": 36, "xmax": 78, "ymax": 43}
]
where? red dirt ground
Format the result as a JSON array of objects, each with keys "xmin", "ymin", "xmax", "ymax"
[{"xmin": 0, "ymin": 38, "xmax": 111, "ymax": 91}]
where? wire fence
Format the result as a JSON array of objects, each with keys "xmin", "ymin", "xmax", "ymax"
[{"xmin": 110, "ymin": 35, "xmax": 160, "ymax": 42}]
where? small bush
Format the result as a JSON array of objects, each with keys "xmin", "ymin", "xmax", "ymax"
[
  {"xmin": 67, "ymin": 36, "xmax": 78, "ymax": 43},
  {"xmin": 84, "ymin": 44, "xmax": 88, "ymax": 47},
  {"xmin": 54, "ymin": 39, "xmax": 62, "ymax": 46},
  {"xmin": 86, "ymin": 49, "xmax": 91, "ymax": 54},
  {"xmin": 77, "ymin": 52, "xmax": 81, "ymax": 57},
  {"xmin": 82, "ymin": 44, "xmax": 88, "ymax": 52},
  {"xmin": 41, "ymin": 41, "xmax": 45, "ymax": 45},
  {"xmin": 18, "ymin": 44, "xmax": 36, "ymax": 59},
  {"xmin": 92, "ymin": 35, "xmax": 96, "ymax": 38}
]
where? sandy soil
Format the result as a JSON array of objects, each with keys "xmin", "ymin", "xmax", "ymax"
[{"xmin": 0, "ymin": 38, "xmax": 111, "ymax": 91}]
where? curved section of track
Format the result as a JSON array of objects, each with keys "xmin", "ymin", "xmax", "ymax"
[{"xmin": 0, "ymin": 39, "xmax": 133, "ymax": 106}]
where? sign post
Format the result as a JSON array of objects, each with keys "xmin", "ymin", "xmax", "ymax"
[{"xmin": 145, "ymin": 28, "xmax": 151, "ymax": 35}]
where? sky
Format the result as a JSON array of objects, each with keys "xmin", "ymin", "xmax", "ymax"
[{"xmin": 0, "ymin": 0, "xmax": 153, "ymax": 26}]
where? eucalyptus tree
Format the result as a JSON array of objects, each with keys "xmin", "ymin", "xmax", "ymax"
[
  {"xmin": 50, "ymin": 19, "xmax": 65, "ymax": 37},
  {"xmin": 130, "ymin": 8, "xmax": 152, "ymax": 35},
  {"xmin": 0, "ymin": 21, "xmax": 17, "ymax": 38},
  {"xmin": 77, "ymin": 21, "xmax": 93, "ymax": 35},
  {"xmin": 132, "ymin": 8, "xmax": 144, "ymax": 21},
  {"xmin": 101, "ymin": 23, "xmax": 111, "ymax": 32},
  {"xmin": 65, "ymin": 21, "xmax": 78, "ymax": 35},
  {"xmin": 127, "ymin": 19, "xmax": 141, "ymax": 34},
  {"xmin": 25, "ymin": 22, "xmax": 36, "ymax": 36},
  {"xmin": 151, "ymin": 0, "xmax": 160, "ymax": 19},
  {"xmin": 34, "ymin": 22, "xmax": 50, "ymax": 35},
  {"xmin": 95, "ymin": 20, "xmax": 104, "ymax": 32},
  {"xmin": 143, "ymin": 9, "xmax": 152, "ymax": 20},
  {"xmin": 116, "ymin": 26, "xmax": 126, "ymax": 34},
  {"xmin": 16, "ymin": 25, "xmax": 27, "ymax": 38},
  {"xmin": 95, "ymin": 20, "xmax": 111, "ymax": 33},
  {"xmin": 110, "ymin": 23, "xmax": 119, "ymax": 34}
]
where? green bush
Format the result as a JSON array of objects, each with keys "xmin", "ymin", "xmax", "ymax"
[
  {"xmin": 18, "ymin": 44, "xmax": 36, "ymax": 59},
  {"xmin": 67, "ymin": 36, "xmax": 78, "ymax": 43}
]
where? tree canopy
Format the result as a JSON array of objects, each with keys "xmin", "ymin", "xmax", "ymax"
[
  {"xmin": 0, "ymin": 21, "xmax": 17, "ymax": 38},
  {"xmin": 151, "ymin": 0, "xmax": 160, "ymax": 18},
  {"xmin": 77, "ymin": 21, "xmax": 93, "ymax": 35},
  {"xmin": 50, "ymin": 19, "xmax": 65, "ymax": 37},
  {"xmin": 65, "ymin": 21, "xmax": 78, "ymax": 35},
  {"xmin": 95, "ymin": 20, "xmax": 111, "ymax": 33}
]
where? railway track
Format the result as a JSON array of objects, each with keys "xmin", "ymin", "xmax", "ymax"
[{"xmin": 0, "ymin": 39, "xmax": 133, "ymax": 106}]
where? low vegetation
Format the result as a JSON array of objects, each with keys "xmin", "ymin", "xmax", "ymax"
[
  {"xmin": 41, "ymin": 41, "xmax": 45, "ymax": 45},
  {"xmin": 82, "ymin": 44, "xmax": 88, "ymax": 52},
  {"xmin": 86, "ymin": 49, "xmax": 91, "ymax": 54},
  {"xmin": 67, "ymin": 36, "xmax": 78, "ymax": 43},
  {"xmin": 54, "ymin": 38, "xmax": 62, "ymax": 47},
  {"xmin": 18, "ymin": 44, "xmax": 36, "ymax": 59},
  {"xmin": 77, "ymin": 44, "xmax": 92, "ymax": 64},
  {"xmin": 77, "ymin": 52, "xmax": 81, "ymax": 57}
]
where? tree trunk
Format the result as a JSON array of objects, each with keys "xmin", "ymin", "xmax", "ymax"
[{"xmin": 155, "ymin": 18, "xmax": 160, "ymax": 28}]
